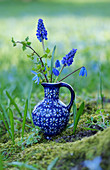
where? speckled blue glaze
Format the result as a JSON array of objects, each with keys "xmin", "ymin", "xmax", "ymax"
[{"xmin": 32, "ymin": 82, "xmax": 75, "ymax": 136}]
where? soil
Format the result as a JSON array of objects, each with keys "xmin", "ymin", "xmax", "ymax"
[
  {"xmin": 55, "ymin": 130, "xmax": 97, "ymax": 143},
  {"xmin": 49, "ymin": 124, "xmax": 103, "ymax": 143}
]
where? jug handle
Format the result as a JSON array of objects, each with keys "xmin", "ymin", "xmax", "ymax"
[{"xmin": 59, "ymin": 82, "xmax": 75, "ymax": 111}]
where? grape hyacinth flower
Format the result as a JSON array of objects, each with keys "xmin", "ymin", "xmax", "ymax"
[
  {"xmin": 12, "ymin": 18, "xmax": 87, "ymax": 84},
  {"xmin": 36, "ymin": 19, "xmax": 48, "ymax": 42},
  {"xmin": 53, "ymin": 68, "xmax": 59, "ymax": 76},
  {"xmin": 31, "ymin": 70, "xmax": 40, "ymax": 84},
  {"xmin": 61, "ymin": 48, "xmax": 77, "ymax": 67},
  {"xmin": 79, "ymin": 67, "xmax": 87, "ymax": 77},
  {"xmin": 55, "ymin": 60, "xmax": 60, "ymax": 68}
]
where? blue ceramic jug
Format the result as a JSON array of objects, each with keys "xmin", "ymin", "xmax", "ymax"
[{"xmin": 32, "ymin": 82, "xmax": 75, "ymax": 137}]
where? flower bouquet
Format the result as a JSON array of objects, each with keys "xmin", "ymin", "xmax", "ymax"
[{"xmin": 12, "ymin": 19, "xmax": 87, "ymax": 137}]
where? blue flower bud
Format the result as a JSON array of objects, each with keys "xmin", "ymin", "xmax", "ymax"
[
  {"xmin": 52, "ymin": 68, "xmax": 59, "ymax": 76},
  {"xmin": 55, "ymin": 60, "xmax": 60, "ymax": 68}
]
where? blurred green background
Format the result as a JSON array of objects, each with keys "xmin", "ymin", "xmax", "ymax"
[{"xmin": 0, "ymin": 0, "xmax": 110, "ymax": 103}]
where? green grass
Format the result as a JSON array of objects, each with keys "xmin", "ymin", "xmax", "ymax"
[
  {"xmin": 73, "ymin": 102, "xmax": 84, "ymax": 134},
  {"xmin": 0, "ymin": 0, "xmax": 110, "ymax": 93},
  {"xmin": 9, "ymin": 108, "xmax": 15, "ymax": 144},
  {"xmin": 22, "ymin": 99, "xmax": 28, "ymax": 139}
]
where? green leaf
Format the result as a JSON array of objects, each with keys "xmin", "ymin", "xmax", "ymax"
[
  {"xmin": 21, "ymin": 41, "xmax": 26, "ymax": 45},
  {"xmin": 11, "ymin": 37, "xmax": 15, "ymax": 43},
  {"xmin": 11, "ymin": 37, "xmax": 16, "ymax": 46},
  {"xmin": 44, "ymin": 63, "xmax": 47, "ymax": 67},
  {"xmin": 27, "ymin": 54, "xmax": 34, "ymax": 60},
  {"xmin": 9, "ymin": 108, "xmax": 15, "ymax": 144},
  {"xmin": 47, "ymin": 66, "xmax": 50, "ymax": 71},
  {"xmin": 27, "ymin": 42, "xmax": 31, "ymax": 46},
  {"xmin": 22, "ymin": 99, "xmax": 28, "ymax": 139},
  {"xmin": 73, "ymin": 102, "xmax": 84, "ymax": 134},
  {"xmin": 27, "ymin": 81, "xmax": 33, "ymax": 125},
  {"xmin": 25, "ymin": 36, "xmax": 29, "ymax": 41},
  {"xmin": 31, "ymin": 56, "xmax": 34, "ymax": 60},
  {"xmin": 41, "ymin": 66, "xmax": 45, "ymax": 71},
  {"xmin": 8, "ymin": 162, "xmax": 37, "ymax": 170},
  {"xmin": 43, "ymin": 71, "xmax": 47, "ymax": 74},
  {"xmin": 38, "ymin": 73, "xmax": 41, "ymax": 77},
  {"xmin": 73, "ymin": 102, "xmax": 77, "ymax": 123},
  {"xmin": 6, "ymin": 91, "xmax": 22, "ymax": 118},
  {"xmin": 0, "ymin": 112, "xmax": 12, "ymax": 138},
  {"xmin": 13, "ymin": 43, "xmax": 16, "ymax": 47},
  {"xmin": 48, "ymin": 55, "xmax": 52, "ymax": 58},
  {"xmin": 0, "ymin": 104, "xmax": 10, "ymax": 127},
  {"xmin": 83, "ymin": 127, "xmax": 98, "ymax": 132},
  {"xmin": 31, "ymin": 67, "xmax": 36, "ymax": 71},
  {"xmin": 0, "ymin": 153, "xmax": 4, "ymax": 170},
  {"xmin": 50, "ymin": 45, "xmax": 56, "ymax": 82},
  {"xmin": 42, "ymin": 54, "xmax": 47, "ymax": 58},
  {"xmin": 27, "ymin": 54, "xmax": 31, "ymax": 58},
  {"xmin": 36, "ymin": 64, "xmax": 41, "ymax": 70},
  {"xmin": 21, "ymin": 41, "xmax": 27, "ymax": 51},
  {"xmin": 36, "ymin": 58, "xmax": 39, "ymax": 62},
  {"xmin": 45, "ymin": 47, "xmax": 50, "ymax": 54},
  {"xmin": 22, "ymin": 45, "xmax": 26, "ymax": 51},
  {"xmin": 47, "ymin": 157, "xmax": 59, "ymax": 170}
]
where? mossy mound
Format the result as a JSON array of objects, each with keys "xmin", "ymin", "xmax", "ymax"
[
  {"xmin": 1, "ymin": 127, "xmax": 110, "ymax": 169},
  {"xmin": 0, "ymin": 100, "xmax": 110, "ymax": 169}
]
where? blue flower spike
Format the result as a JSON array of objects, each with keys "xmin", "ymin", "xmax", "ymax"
[
  {"xmin": 36, "ymin": 18, "xmax": 48, "ymax": 42},
  {"xmin": 61, "ymin": 48, "xmax": 77, "ymax": 67},
  {"xmin": 55, "ymin": 60, "xmax": 60, "ymax": 68},
  {"xmin": 31, "ymin": 70, "xmax": 40, "ymax": 84},
  {"xmin": 79, "ymin": 67, "xmax": 87, "ymax": 77},
  {"xmin": 53, "ymin": 68, "xmax": 59, "ymax": 76}
]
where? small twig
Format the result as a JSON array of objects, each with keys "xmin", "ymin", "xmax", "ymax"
[
  {"xmin": 15, "ymin": 41, "xmax": 49, "ymax": 82},
  {"xmin": 59, "ymin": 66, "xmax": 83, "ymax": 82},
  {"xmin": 16, "ymin": 41, "xmax": 40, "ymax": 57}
]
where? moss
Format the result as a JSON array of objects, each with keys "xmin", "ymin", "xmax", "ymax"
[
  {"xmin": 0, "ymin": 101, "xmax": 110, "ymax": 169},
  {"xmin": 0, "ymin": 127, "xmax": 110, "ymax": 169},
  {"xmin": 55, "ymin": 127, "xmax": 110, "ymax": 169},
  {"xmin": 0, "ymin": 133, "xmax": 10, "ymax": 143}
]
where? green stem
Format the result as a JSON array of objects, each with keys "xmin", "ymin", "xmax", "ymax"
[
  {"xmin": 42, "ymin": 39, "xmax": 45, "ymax": 53},
  {"xmin": 54, "ymin": 65, "xmax": 65, "ymax": 83},
  {"xmin": 59, "ymin": 66, "xmax": 83, "ymax": 82},
  {"xmin": 42, "ymin": 39, "xmax": 49, "ymax": 82}
]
